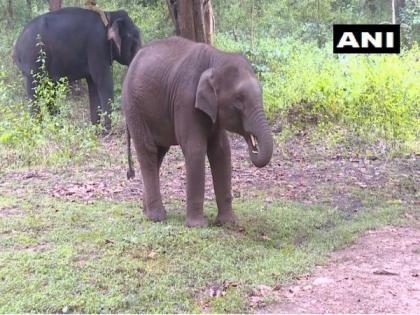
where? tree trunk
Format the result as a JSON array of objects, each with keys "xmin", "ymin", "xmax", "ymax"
[
  {"xmin": 392, "ymin": 0, "xmax": 396, "ymax": 23},
  {"xmin": 166, "ymin": 0, "xmax": 215, "ymax": 45},
  {"xmin": 396, "ymin": 0, "xmax": 405, "ymax": 23},
  {"xmin": 6, "ymin": 0, "xmax": 13, "ymax": 27},
  {"xmin": 26, "ymin": 0, "xmax": 32, "ymax": 18},
  {"xmin": 48, "ymin": 0, "xmax": 63, "ymax": 11},
  {"xmin": 203, "ymin": 0, "xmax": 215, "ymax": 44}
]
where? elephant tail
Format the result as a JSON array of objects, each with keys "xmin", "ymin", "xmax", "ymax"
[{"xmin": 126, "ymin": 124, "xmax": 135, "ymax": 180}]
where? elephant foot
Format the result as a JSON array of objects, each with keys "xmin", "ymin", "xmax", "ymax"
[
  {"xmin": 185, "ymin": 215, "xmax": 208, "ymax": 228},
  {"xmin": 214, "ymin": 212, "xmax": 239, "ymax": 226},
  {"xmin": 145, "ymin": 208, "xmax": 167, "ymax": 222}
]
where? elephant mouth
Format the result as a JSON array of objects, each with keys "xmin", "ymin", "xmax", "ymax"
[{"xmin": 246, "ymin": 134, "xmax": 259, "ymax": 154}]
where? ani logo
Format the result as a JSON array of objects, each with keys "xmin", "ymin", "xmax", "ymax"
[{"xmin": 333, "ymin": 24, "xmax": 400, "ymax": 54}]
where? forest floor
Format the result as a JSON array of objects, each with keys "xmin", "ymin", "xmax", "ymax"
[
  {"xmin": 2, "ymin": 133, "xmax": 418, "ymax": 209},
  {"xmin": 0, "ymin": 133, "xmax": 419, "ymax": 313},
  {"xmin": 261, "ymin": 226, "xmax": 420, "ymax": 313}
]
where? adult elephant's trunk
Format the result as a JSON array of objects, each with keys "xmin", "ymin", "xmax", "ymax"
[{"xmin": 243, "ymin": 108, "xmax": 273, "ymax": 168}]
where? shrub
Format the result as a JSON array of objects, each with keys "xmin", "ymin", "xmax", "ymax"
[
  {"xmin": 216, "ymin": 34, "xmax": 420, "ymax": 149},
  {"xmin": 0, "ymin": 44, "xmax": 98, "ymax": 169}
]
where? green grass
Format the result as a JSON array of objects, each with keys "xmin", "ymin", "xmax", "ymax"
[{"xmin": 0, "ymin": 193, "xmax": 407, "ymax": 313}]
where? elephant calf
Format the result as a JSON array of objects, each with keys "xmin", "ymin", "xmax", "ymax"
[{"xmin": 123, "ymin": 37, "xmax": 273, "ymax": 227}]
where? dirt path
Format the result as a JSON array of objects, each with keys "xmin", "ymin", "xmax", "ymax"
[{"xmin": 262, "ymin": 226, "xmax": 420, "ymax": 314}]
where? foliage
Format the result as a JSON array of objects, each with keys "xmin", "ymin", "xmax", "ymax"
[
  {"xmin": 216, "ymin": 34, "xmax": 420, "ymax": 151},
  {"xmin": 0, "ymin": 42, "xmax": 98, "ymax": 168},
  {"xmin": 0, "ymin": 0, "xmax": 418, "ymax": 168}
]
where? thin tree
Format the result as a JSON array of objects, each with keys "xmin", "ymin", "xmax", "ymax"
[
  {"xmin": 166, "ymin": 0, "xmax": 215, "ymax": 45},
  {"xmin": 6, "ymin": 0, "xmax": 13, "ymax": 27},
  {"xmin": 27, "ymin": 0, "xmax": 32, "ymax": 18}
]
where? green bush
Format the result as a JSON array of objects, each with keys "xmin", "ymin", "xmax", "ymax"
[
  {"xmin": 216, "ymin": 34, "xmax": 420, "ymax": 148},
  {"xmin": 0, "ymin": 45, "xmax": 98, "ymax": 169}
]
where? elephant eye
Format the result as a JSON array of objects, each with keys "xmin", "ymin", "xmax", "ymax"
[
  {"xmin": 235, "ymin": 93, "xmax": 244, "ymax": 102},
  {"xmin": 233, "ymin": 100, "xmax": 243, "ymax": 112}
]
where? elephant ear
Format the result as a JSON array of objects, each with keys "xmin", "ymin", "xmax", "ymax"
[
  {"xmin": 195, "ymin": 68, "xmax": 218, "ymax": 124},
  {"xmin": 107, "ymin": 19, "xmax": 122, "ymax": 56}
]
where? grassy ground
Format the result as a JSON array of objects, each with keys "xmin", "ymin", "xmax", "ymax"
[{"xmin": 0, "ymin": 185, "xmax": 410, "ymax": 313}]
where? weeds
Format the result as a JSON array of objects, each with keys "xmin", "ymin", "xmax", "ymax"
[
  {"xmin": 217, "ymin": 35, "xmax": 420, "ymax": 154},
  {"xmin": 0, "ymin": 40, "xmax": 98, "ymax": 169}
]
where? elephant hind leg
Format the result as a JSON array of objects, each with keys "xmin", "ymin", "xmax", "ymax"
[
  {"xmin": 140, "ymin": 148, "xmax": 168, "ymax": 222},
  {"xmin": 130, "ymin": 123, "xmax": 167, "ymax": 222}
]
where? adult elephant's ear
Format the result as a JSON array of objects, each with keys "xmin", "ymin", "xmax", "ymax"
[
  {"xmin": 108, "ymin": 19, "xmax": 122, "ymax": 56},
  {"xmin": 195, "ymin": 68, "xmax": 217, "ymax": 124}
]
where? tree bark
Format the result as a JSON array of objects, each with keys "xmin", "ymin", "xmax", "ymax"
[
  {"xmin": 166, "ymin": 0, "xmax": 214, "ymax": 45},
  {"xmin": 392, "ymin": 0, "xmax": 396, "ymax": 24},
  {"xmin": 26, "ymin": 0, "xmax": 32, "ymax": 18},
  {"xmin": 193, "ymin": 0, "xmax": 206, "ymax": 42},
  {"xmin": 396, "ymin": 0, "xmax": 406, "ymax": 23},
  {"xmin": 203, "ymin": 0, "xmax": 215, "ymax": 44},
  {"xmin": 6, "ymin": 0, "xmax": 13, "ymax": 27},
  {"xmin": 48, "ymin": 0, "xmax": 63, "ymax": 11}
]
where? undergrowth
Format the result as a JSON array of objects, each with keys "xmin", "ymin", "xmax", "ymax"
[
  {"xmin": 0, "ymin": 43, "xmax": 98, "ymax": 169},
  {"xmin": 216, "ymin": 34, "xmax": 419, "ymax": 154}
]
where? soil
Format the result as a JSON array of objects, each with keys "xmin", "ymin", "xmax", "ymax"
[
  {"xmin": 1, "ymin": 134, "xmax": 418, "ymax": 215},
  {"xmin": 261, "ymin": 226, "xmax": 420, "ymax": 314}
]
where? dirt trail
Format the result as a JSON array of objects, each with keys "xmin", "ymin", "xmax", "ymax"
[{"xmin": 263, "ymin": 226, "xmax": 420, "ymax": 314}]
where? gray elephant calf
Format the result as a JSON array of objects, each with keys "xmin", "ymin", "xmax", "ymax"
[{"xmin": 123, "ymin": 36, "xmax": 273, "ymax": 227}]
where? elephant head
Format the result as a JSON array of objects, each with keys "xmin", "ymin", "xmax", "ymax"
[
  {"xmin": 195, "ymin": 57, "xmax": 273, "ymax": 167},
  {"xmin": 107, "ymin": 10, "xmax": 141, "ymax": 66}
]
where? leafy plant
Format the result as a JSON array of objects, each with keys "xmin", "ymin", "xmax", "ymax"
[{"xmin": 0, "ymin": 38, "xmax": 98, "ymax": 169}]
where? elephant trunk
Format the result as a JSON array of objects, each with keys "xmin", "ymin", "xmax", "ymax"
[{"xmin": 244, "ymin": 108, "xmax": 273, "ymax": 168}]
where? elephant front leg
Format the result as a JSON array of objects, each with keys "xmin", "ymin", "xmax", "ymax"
[
  {"xmin": 183, "ymin": 147, "xmax": 208, "ymax": 227},
  {"xmin": 86, "ymin": 76, "xmax": 100, "ymax": 125},
  {"xmin": 89, "ymin": 64, "xmax": 113, "ymax": 132},
  {"xmin": 207, "ymin": 130, "xmax": 238, "ymax": 226},
  {"xmin": 25, "ymin": 75, "xmax": 38, "ymax": 116}
]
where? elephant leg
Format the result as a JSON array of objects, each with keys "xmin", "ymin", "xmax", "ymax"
[
  {"xmin": 90, "ymin": 66, "xmax": 113, "ymax": 132},
  {"xmin": 86, "ymin": 76, "xmax": 100, "ymax": 125},
  {"xmin": 130, "ymin": 121, "xmax": 167, "ymax": 221},
  {"xmin": 142, "ymin": 146, "xmax": 168, "ymax": 216},
  {"xmin": 25, "ymin": 75, "xmax": 35, "ymax": 100},
  {"xmin": 182, "ymin": 144, "xmax": 208, "ymax": 227},
  {"xmin": 96, "ymin": 75, "xmax": 113, "ymax": 132},
  {"xmin": 139, "ymin": 149, "xmax": 167, "ymax": 222},
  {"xmin": 207, "ymin": 130, "xmax": 238, "ymax": 226},
  {"xmin": 25, "ymin": 75, "xmax": 38, "ymax": 116}
]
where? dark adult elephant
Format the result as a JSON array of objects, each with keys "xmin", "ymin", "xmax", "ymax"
[
  {"xmin": 123, "ymin": 37, "xmax": 273, "ymax": 227},
  {"xmin": 14, "ymin": 7, "xmax": 141, "ymax": 131}
]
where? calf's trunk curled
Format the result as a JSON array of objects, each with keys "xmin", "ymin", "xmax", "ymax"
[{"xmin": 244, "ymin": 109, "xmax": 273, "ymax": 168}]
